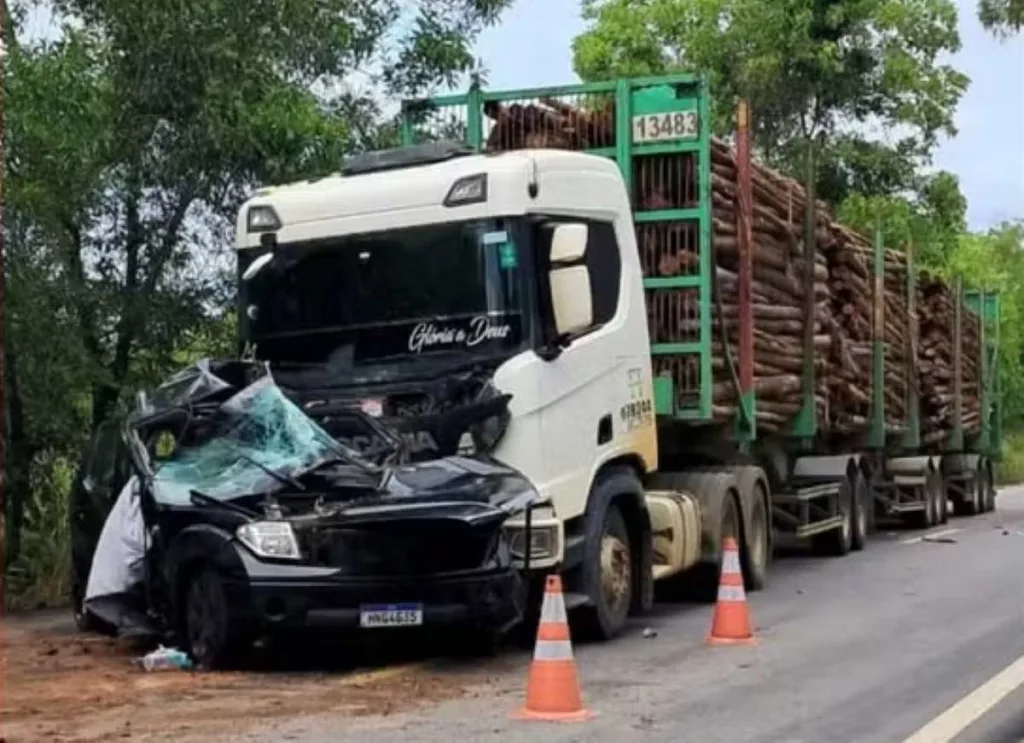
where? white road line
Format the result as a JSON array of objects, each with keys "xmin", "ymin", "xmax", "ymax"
[
  {"xmin": 900, "ymin": 527, "xmax": 962, "ymax": 545},
  {"xmin": 902, "ymin": 653, "xmax": 1024, "ymax": 742}
]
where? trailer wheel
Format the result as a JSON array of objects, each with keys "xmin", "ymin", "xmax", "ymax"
[
  {"xmin": 980, "ymin": 461, "xmax": 996, "ymax": 513},
  {"xmin": 812, "ymin": 473, "xmax": 853, "ymax": 557},
  {"xmin": 933, "ymin": 472, "xmax": 949, "ymax": 524},
  {"xmin": 954, "ymin": 474, "xmax": 981, "ymax": 517},
  {"xmin": 851, "ymin": 471, "xmax": 869, "ymax": 552},
  {"xmin": 577, "ymin": 502, "xmax": 632, "ymax": 641},
  {"xmin": 744, "ymin": 486, "xmax": 769, "ymax": 591}
]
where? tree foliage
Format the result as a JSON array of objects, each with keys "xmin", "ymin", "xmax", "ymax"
[
  {"xmin": 573, "ymin": 0, "xmax": 970, "ymax": 204},
  {"xmin": 3, "ymin": 0, "xmax": 510, "ymax": 581},
  {"xmin": 979, "ymin": 0, "xmax": 1024, "ymax": 35}
]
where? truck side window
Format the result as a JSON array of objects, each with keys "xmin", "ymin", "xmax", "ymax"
[{"xmin": 585, "ymin": 221, "xmax": 622, "ymax": 327}]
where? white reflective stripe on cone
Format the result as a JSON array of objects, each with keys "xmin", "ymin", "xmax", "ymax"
[
  {"xmin": 721, "ymin": 548, "xmax": 741, "ymax": 575},
  {"xmin": 540, "ymin": 592, "xmax": 568, "ymax": 624},
  {"xmin": 717, "ymin": 584, "xmax": 746, "ymax": 602},
  {"xmin": 533, "ymin": 639, "xmax": 575, "ymax": 661}
]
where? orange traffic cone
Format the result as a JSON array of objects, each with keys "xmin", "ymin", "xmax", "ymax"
[
  {"xmin": 706, "ymin": 536, "xmax": 758, "ymax": 646},
  {"xmin": 514, "ymin": 574, "xmax": 594, "ymax": 722}
]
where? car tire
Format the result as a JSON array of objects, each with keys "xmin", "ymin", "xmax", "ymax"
[
  {"xmin": 72, "ymin": 590, "xmax": 117, "ymax": 637},
  {"xmin": 184, "ymin": 568, "xmax": 248, "ymax": 669}
]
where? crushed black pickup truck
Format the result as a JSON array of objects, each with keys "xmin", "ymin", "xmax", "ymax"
[{"xmin": 70, "ymin": 359, "xmax": 540, "ymax": 668}]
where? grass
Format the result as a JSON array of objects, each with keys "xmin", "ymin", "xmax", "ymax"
[
  {"xmin": 4, "ymin": 458, "xmax": 74, "ymax": 612},
  {"xmin": 996, "ymin": 430, "xmax": 1024, "ymax": 486}
]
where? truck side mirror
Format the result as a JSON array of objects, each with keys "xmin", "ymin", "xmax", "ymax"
[
  {"xmin": 547, "ymin": 223, "xmax": 592, "ymax": 338},
  {"xmin": 550, "ymin": 265, "xmax": 593, "ymax": 337}
]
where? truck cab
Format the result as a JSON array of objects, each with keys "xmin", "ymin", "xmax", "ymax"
[{"xmin": 235, "ymin": 142, "xmax": 703, "ymax": 638}]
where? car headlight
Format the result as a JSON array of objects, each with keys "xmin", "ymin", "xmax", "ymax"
[
  {"xmin": 507, "ymin": 524, "xmax": 559, "ymax": 562},
  {"xmin": 236, "ymin": 521, "xmax": 301, "ymax": 560}
]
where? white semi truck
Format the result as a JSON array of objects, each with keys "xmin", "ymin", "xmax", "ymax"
[{"xmin": 232, "ymin": 74, "xmax": 1001, "ymax": 640}]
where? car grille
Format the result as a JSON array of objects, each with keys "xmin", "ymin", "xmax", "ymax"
[{"xmin": 299, "ymin": 520, "xmax": 500, "ymax": 576}]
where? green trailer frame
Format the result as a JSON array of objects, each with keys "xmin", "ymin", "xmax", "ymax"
[{"xmin": 399, "ymin": 75, "xmax": 1003, "ymax": 464}]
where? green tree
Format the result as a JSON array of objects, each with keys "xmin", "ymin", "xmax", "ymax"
[
  {"xmin": 837, "ymin": 170, "xmax": 968, "ymax": 267},
  {"xmin": 979, "ymin": 0, "xmax": 1024, "ymax": 35},
  {"xmin": 572, "ymin": 0, "xmax": 970, "ymax": 203},
  {"xmin": 3, "ymin": 0, "xmax": 510, "ymax": 578},
  {"xmin": 946, "ymin": 222, "xmax": 1024, "ymax": 427}
]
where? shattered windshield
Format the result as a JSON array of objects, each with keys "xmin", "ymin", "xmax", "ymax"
[
  {"xmin": 237, "ymin": 217, "xmax": 532, "ymax": 366},
  {"xmin": 151, "ymin": 375, "xmax": 355, "ymax": 506}
]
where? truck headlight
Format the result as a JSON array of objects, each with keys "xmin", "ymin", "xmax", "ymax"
[
  {"xmin": 507, "ymin": 524, "xmax": 559, "ymax": 562},
  {"xmin": 236, "ymin": 521, "xmax": 301, "ymax": 560}
]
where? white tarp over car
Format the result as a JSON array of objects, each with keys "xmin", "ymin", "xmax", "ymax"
[{"xmin": 83, "ymin": 475, "xmax": 147, "ymax": 626}]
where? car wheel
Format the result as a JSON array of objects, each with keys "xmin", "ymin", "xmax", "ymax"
[
  {"xmin": 185, "ymin": 569, "xmax": 247, "ymax": 669},
  {"xmin": 72, "ymin": 591, "xmax": 117, "ymax": 636}
]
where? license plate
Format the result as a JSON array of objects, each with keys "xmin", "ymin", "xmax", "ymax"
[{"xmin": 359, "ymin": 603, "xmax": 424, "ymax": 628}]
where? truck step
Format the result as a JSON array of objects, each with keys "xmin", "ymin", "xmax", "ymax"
[
  {"xmin": 773, "ymin": 482, "xmax": 841, "ymax": 505},
  {"xmin": 793, "ymin": 515, "xmax": 845, "ymax": 539}
]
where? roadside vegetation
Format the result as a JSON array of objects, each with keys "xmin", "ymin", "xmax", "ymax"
[{"xmin": 3, "ymin": 0, "xmax": 1022, "ymax": 610}]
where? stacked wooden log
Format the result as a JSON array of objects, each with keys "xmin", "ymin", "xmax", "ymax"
[
  {"xmin": 918, "ymin": 274, "xmax": 984, "ymax": 442},
  {"xmin": 479, "ymin": 96, "xmax": 983, "ymax": 437},
  {"xmin": 822, "ymin": 239, "xmax": 914, "ymax": 432},
  {"xmin": 705, "ymin": 139, "xmax": 831, "ymax": 432}
]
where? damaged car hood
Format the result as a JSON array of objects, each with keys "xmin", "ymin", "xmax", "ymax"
[{"xmin": 132, "ymin": 359, "xmax": 540, "ymax": 526}]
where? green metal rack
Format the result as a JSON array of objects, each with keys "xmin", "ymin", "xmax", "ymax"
[{"xmin": 400, "ymin": 75, "xmax": 716, "ymax": 422}]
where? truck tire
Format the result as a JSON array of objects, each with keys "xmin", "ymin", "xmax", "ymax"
[
  {"xmin": 576, "ymin": 501, "xmax": 633, "ymax": 641},
  {"xmin": 735, "ymin": 471, "xmax": 770, "ymax": 592},
  {"xmin": 647, "ymin": 470, "xmax": 743, "ymax": 602},
  {"xmin": 980, "ymin": 461, "xmax": 996, "ymax": 513},
  {"xmin": 812, "ymin": 473, "xmax": 853, "ymax": 557},
  {"xmin": 932, "ymin": 472, "xmax": 949, "ymax": 524},
  {"xmin": 851, "ymin": 470, "xmax": 869, "ymax": 552},
  {"xmin": 953, "ymin": 474, "xmax": 981, "ymax": 517}
]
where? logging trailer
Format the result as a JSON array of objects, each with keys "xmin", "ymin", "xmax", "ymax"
[{"xmin": 234, "ymin": 73, "xmax": 1003, "ymax": 639}]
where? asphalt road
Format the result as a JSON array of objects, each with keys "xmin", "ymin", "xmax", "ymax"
[{"xmin": 240, "ymin": 487, "xmax": 1024, "ymax": 743}]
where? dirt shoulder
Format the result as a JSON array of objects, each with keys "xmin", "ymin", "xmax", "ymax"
[{"xmin": 1, "ymin": 613, "xmax": 500, "ymax": 742}]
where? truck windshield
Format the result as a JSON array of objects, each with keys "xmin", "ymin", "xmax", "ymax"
[{"xmin": 240, "ymin": 218, "xmax": 531, "ymax": 366}]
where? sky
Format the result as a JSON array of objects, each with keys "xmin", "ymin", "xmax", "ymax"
[
  {"xmin": 20, "ymin": 0, "xmax": 1024, "ymax": 232},
  {"xmin": 469, "ymin": 0, "xmax": 1024, "ymax": 232}
]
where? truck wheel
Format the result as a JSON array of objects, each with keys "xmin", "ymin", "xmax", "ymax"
[
  {"xmin": 577, "ymin": 502, "xmax": 633, "ymax": 641},
  {"xmin": 184, "ymin": 569, "xmax": 248, "ymax": 669},
  {"xmin": 813, "ymin": 474, "xmax": 853, "ymax": 557},
  {"xmin": 980, "ymin": 462, "xmax": 996, "ymax": 513},
  {"xmin": 933, "ymin": 473, "xmax": 949, "ymax": 524},
  {"xmin": 954, "ymin": 475, "xmax": 981, "ymax": 517},
  {"xmin": 742, "ymin": 485, "xmax": 769, "ymax": 592},
  {"xmin": 851, "ymin": 471, "xmax": 869, "ymax": 552}
]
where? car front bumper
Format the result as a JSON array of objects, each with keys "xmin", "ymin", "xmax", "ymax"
[{"xmin": 228, "ymin": 546, "xmax": 525, "ymax": 633}]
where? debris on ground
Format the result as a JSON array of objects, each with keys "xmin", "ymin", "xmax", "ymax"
[
  {"xmin": 134, "ymin": 646, "xmax": 194, "ymax": 672},
  {"xmin": 1, "ymin": 617, "xmax": 488, "ymax": 743}
]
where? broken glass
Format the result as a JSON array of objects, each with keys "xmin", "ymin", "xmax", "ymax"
[{"xmin": 151, "ymin": 375, "xmax": 355, "ymax": 506}]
